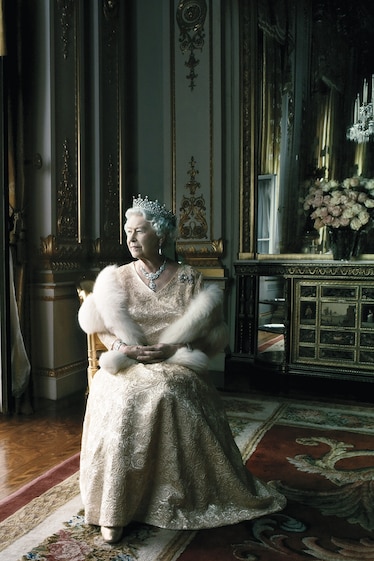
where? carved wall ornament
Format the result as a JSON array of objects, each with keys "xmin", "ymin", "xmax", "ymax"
[
  {"xmin": 57, "ymin": 0, "xmax": 75, "ymax": 60},
  {"xmin": 103, "ymin": 0, "xmax": 119, "ymax": 20},
  {"xmin": 239, "ymin": 1, "xmax": 256, "ymax": 255},
  {"xmin": 176, "ymin": 0, "xmax": 207, "ymax": 90},
  {"xmin": 178, "ymin": 156, "xmax": 208, "ymax": 240},
  {"xmin": 184, "ymin": 155, "xmax": 200, "ymax": 195},
  {"xmin": 235, "ymin": 261, "xmax": 374, "ymax": 279},
  {"xmin": 39, "ymin": 234, "xmax": 91, "ymax": 271},
  {"xmin": 103, "ymin": 153, "xmax": 120, "ymax": 239},
  {"xmin": 176, "ymin": 238, "xmax": 223, "ymax": 257},
  {"xmin": 102, "ymin": 0, "xmax": 119, "ymax": 85},
  {"xmin": 57, "ymin": 139, "xmax": 78, "ymax": 240}
]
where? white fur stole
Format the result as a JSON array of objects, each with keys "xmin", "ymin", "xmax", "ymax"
[{"xmin": 78, "ymin": 265, "xmax": 228, "ymax": 375}]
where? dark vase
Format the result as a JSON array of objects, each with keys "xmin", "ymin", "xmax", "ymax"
[{"xmin": 328, "ymin": 227, "xmax": 358, "ymax": 261}]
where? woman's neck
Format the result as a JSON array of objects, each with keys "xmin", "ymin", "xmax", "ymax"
[{"xmin": 137, "ymin": 256, "xmax": 167, "ymax": 273}]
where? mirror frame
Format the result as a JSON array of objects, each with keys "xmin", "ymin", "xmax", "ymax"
[
  {"xmin": 238, "ymin": 0, "xmax": 374, "ymax": 260},
  {"xmin": 239, "ymin": 0, "xmax": 258, "ymax": 259}
]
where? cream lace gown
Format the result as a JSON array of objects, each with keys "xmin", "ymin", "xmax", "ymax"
[{"xmin": 79, "ymin": 264, "xmax": 286, "ymax": 529}]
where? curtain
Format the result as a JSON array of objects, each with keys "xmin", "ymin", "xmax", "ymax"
[
  {"xmin": 0, "ymin": 0, "xmax": 31, "ymax": 413},
  {"xmin": 313, "ymin": 90, "xmax": 333, "ymax": 178},
  {"xmin": 257, "ymin": 175, "xmax": 279, "ymax": 254},
  {"xmin": 9, "ymin": 250, "xmax": 30, "ymax": 400},
  {"xmin": 257, "ymin": 1, "xmax": 291, "ymax": 254},
  {"xmin": 0, "ymin": 0, "xmax": 5, "ymax": 55},
  {"xmin": 258, "ymin": 0, "xmax": 291, "ymax": 177},
  {"xmin": 0, "ymin": 0, "xmax": 4, "ymax": 411},
  {"xmin": 258, "ymin": 31, "xmax": 283, "ymax": 178}
]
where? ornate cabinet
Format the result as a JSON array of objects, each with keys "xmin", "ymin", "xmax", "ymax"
[
  {"xmin": 293, "ymin": 280, "xmax": 374, "ymax": 370},
  {"xmin": 231, "ymin": 260, "xmax": 374, "ymax": 383}
]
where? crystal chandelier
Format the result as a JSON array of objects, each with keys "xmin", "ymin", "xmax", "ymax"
[{"xmin": 347, "ymin": 76, "xmax": 374, "ymax": 143}]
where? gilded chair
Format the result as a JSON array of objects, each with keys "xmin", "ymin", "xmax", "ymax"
[{"xmin": 77, "ymin": 279, "xmax": 106, "ymax": 389}]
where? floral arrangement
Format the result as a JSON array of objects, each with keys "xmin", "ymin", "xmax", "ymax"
[{"xmin": 303, "ymin": 176, "xmax": 374, "ymax": 231}]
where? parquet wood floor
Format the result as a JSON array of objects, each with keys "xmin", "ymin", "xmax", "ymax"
[
  {"xmin": 0, "ymin": 390, "xmax": 86, "ymax": 501},
  {"xmin": 257, "ymin": 330, "xmax": 281, "ymax": 348}
]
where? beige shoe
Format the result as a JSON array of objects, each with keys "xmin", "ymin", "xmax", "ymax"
[{"xmin": 101, "ymin": 526, "xmax": 123, "ymax": 543}]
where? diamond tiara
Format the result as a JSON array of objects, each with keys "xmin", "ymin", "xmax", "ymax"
[{"xmin": 132, "ymin": 194, "xmax": 176, "ymax": 223}]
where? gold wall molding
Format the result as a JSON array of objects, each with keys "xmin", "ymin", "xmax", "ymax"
[
  {"xmin": 57, "ymin": 0, "xmax": 74, "ymax": 59},
  {"xmin": 172, "ymin": 0, "xmax": 225, "ymax": 275},
  {"xmin": 177, "ymin": 238, "xmax": 223, "ymax": 255},
  {"xmin": 36, "ymin": 2, "xmax": 125, "ymax": 273},
  {"xmin": 99, "ymin": 1, "xmax": 123, "ymax": 246},
  {"xmin": 39, "ymin": 234, "xmax": 91, "ymax": 271},
  {"xmin": 32, "ymin": 292, "xmax": 79, "ymax": 302},
  {"xmin": 34, "ymin": 360, "xmax": 86, "ymax": 379},
  {"xmin": 176, "ymin": 238, "xmax": 225, "ymax": 275},
  {"xmin": 92, "ymin": 238, "xmax": 128, "ymax": 265},
  {"xmin": 57, "ymin": 138, "xmax": 78, "ymax": 239},
  {"xmin": 102, "ymin": 0, "xmax": 120, "ymax": 85},
  {"xmin": 239, "ymin": 0, "xmax": 258, "ymax": 258},
  {"xmin": 235, "ymin": 261, "xmax": 374, "ymax": 279},
  {"xmin": 36, "ymin": 233, "xmax": 126, "ymax": 272},
  {"xmin": 103, "ymin": 153, "xmax": 120, "ymax": 239},
  {"xmin": 54, "ymin": 0, "xmax": 83, "ymax": 243}
]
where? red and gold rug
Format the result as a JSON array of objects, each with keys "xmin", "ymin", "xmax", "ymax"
[
  {"xmin": 1, "ymin": 393, "xmax": 374, "ymax": 561},
  {"xmin": 180, "ymin": 400, "xmax": 374, "ymax": 560}
]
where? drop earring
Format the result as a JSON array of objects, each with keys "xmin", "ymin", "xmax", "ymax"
[{"xmin": 159, "ymin": 244, "xmax": 163, "ymax": 256}]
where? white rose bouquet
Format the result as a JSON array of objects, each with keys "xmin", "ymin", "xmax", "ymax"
[{"xmin": 303, "ymin": 176, "xmax": 374, "ymax": 231}]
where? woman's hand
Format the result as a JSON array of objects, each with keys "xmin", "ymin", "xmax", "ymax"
[{"xmin": 123, "ymin": 343, "xmax": 184, "ymax": 363}]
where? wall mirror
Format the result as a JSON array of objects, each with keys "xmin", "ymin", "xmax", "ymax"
[{"xmin": 240, "ymin": 0, "xmax": 374, "ymax": 257}]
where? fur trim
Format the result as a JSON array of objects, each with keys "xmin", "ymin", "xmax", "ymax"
[
  {"xmin": 200, "ymin": 322, "xmax": 229, "ymax": 358},
  {"xmin": 159, "ymin": 284, "xmax": 222, "ymax": 343},
  {"xmin": 159, "ymin": 283, "xmax": 228, "ymax": 355},
  {"xmin": 93, "ymin": 265, "xmax": 146, "ymax": 345},
  {"xmin": 99, "ymin": 350, "xmax": 136, "ymax": 374},
  {"xmin": 166, "ymin": 347, "xmax": 209, "ymax": 374},
  {"xmin": 78, "ymin": 293, "xmax": 106, "ymax": 335}
]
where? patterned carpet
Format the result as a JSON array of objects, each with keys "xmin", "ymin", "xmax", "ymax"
[{"xmin": 1, "ymin": 392, "xmax": 374, "ymax": 561}]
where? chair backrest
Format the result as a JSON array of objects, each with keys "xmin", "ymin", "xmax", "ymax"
[{"xmin": 77, "ymin": 279, "xmax": 106, "ymax": 389}]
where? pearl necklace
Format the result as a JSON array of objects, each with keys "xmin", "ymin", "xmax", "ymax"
[{"xmin": 140, "ymin": 259, "xmax": 167, "ymax": 291}]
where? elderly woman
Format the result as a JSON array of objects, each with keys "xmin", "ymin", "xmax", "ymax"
[{"xmin": 78, "ymin": 195, "xmax": 285, "ymax": 544}]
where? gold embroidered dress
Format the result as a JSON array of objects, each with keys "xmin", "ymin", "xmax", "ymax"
[{"xmin": 78, "ymin": 263, "xmax": 286, "ymax": 529}]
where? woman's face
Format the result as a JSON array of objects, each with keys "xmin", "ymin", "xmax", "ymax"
[{"xmin": 125, "ymin": 213, "xmax": 161, "ymax": 260}]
